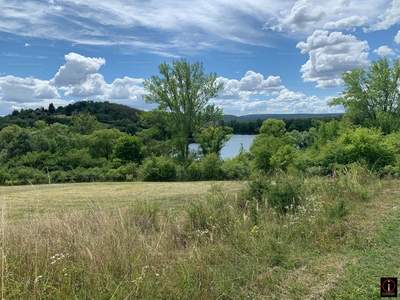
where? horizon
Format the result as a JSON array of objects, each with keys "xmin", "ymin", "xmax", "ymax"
[{"xmin": 1, "ymin": 1, "xmax": 399, "ymax": 116}]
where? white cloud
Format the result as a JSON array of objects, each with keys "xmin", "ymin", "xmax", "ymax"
[
  {"xmin": 267, "ymin": 0, "xmax": 326, "ymax": 32},
  {"xmin": 395, "ymin": 30, "xmax": 400, "ymax": 44},
  {"xmin": 369, "ymin": 0, "xmax": 400, "ymax": 31},
  {"xmin": 0, "ymin": 75, "xmax": 59, "ymax": 102},
  {"xmin": 296, "ymin": 30, "xmax": 369, "ymax": 88},
  {"xmin": 108, "ymin": 77, "xmax": 144, "ymax": 100},
  {"xmin": 24, "ymin": 43, "xmax": 30, "ymax": 47},
  {"xmin": 51, "ymin": 52, "xmax": 105, "ymax": 86},
  {"xmin": 212, "ymin": 73, "xmax": 343, "ymax": 115},
  {"xmin": 238, "ymin": 71, "xmax": 283, "ymax": 92},
  {"xmin": 324, "ymin": 16, "xmax": 366, "ymax": 29},
  {"xmin": 373, "ymin": 46, "xmax": 395, "ymax": 56}
]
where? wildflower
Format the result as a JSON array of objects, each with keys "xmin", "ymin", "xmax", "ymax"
[{"xmin": 251, "ymin": 225, "xmax": 259, "ymax": 236}]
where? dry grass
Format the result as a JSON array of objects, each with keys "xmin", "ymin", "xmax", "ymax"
[
  {"xmin": 0, "ymin": 181, "xmax": 245, "ymax": 221},
  {"xmin": 0, "ymin": 176, "xmax": 399, "ymax": 299}
]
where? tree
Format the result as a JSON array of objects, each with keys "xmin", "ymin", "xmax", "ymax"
[
  {"xmin": 89, "ymin": 129, "xmax": 124, "ymax": 160},
  {"xmin": 250, "ymin": 119, "xmax": 297, "ymax": 173},
  {"xmin": 195, "ymin": 125, "xmax": 233, "ymax": 156},
  {"xmin": 143, "ymin": 59, "xmax": 224, "ymax": 160},
  {"xmin": 113, "ymin": 135, "xmax": 143, "ymax": 164},
  {"xmin": 72, "ymin": 112, "xmax": 101, "ymax": 135},
  {"xmin": 48, "ymin": 103, "xmax": 56, "ymax": 114},
  {"xmin": 329, "ymin": 57, "xmax": 400, "ymax": 134}
]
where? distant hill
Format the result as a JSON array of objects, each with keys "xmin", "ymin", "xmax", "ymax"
[
  {"xmin": 0, "ymin": 100, "xmax": 343, "ymax": 134},
  {"xmin": 0, "ymin": 101, "xmax": 142, "ymax": 134},
  {"xmin": 224, "ymin": 113, "xmax": 344, "ymax": 122}
]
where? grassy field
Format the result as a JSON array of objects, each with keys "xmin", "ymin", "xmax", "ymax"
[
  {"xmin": 0, "ymin": 175, "xmax": 399, "ymax": 299},
  {"xmin": 0, "ymin": 181, "xmax": 245, "ymax": 221}
]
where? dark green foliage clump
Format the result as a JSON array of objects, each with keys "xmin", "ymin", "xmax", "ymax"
[{"xmin": 139, "ymin": 156, "xmax": 177, "ymax": 181}]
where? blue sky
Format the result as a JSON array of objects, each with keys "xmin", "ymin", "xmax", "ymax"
[{"xmin": 0, "ymin": 0, "xmax": 399, "ymax": 116}]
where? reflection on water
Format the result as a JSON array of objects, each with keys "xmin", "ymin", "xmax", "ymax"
[{"xmin": 189, "ymin": 135, "xmax": 256, "ymax": 160}]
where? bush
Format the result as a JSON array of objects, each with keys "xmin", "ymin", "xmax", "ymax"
[
  {"xmin": 265, "ymin": 174, "xmax": 305, "ymax": 215},
  {"xmin": 9, "ymin": 167, "xmax": 48, "ymax": 184},
  {"xmin": 239, "ymin": 173, "xmax": 305, "ymax": 215},
  {"xmin": 139, "ymin": 156, "xmax": 177, "ymax": 181},
  {"xmin": 318, "ymin": 127, "xmax": 396, "ymax": 172},
  {"xmin": 198, "ymin": 153, "xmax": 222, "ymax": 180}
]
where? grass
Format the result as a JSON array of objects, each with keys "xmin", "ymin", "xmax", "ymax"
[
  {"xmin": 0, "ymin": 174, "xmax": 399, "ymax": 299},
  {"xmin": 0, "ymin": 181, "xmax": 245, "ymax": 221}
]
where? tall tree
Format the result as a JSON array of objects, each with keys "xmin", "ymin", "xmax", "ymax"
[
  {"xmin": 143, "ymin": 59, "xmax": 224, "ymax": 160},
  {"xmin": 329, "ymin": 57, "xmax": 400, "ymax": 134}
]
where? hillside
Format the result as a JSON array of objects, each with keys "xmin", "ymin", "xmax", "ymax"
[{"xmin": 0, "ymin": 101, "xmax": 142, "ymax": 133}]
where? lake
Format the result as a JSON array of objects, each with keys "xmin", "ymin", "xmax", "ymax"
[{"xmin": 189, "ymin": 135, "xmax": 256, "ymax": 160}]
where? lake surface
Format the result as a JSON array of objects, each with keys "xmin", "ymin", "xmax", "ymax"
[{"xmin": 189, "ymin": 135, "xmax": 256, "ymax": 160}]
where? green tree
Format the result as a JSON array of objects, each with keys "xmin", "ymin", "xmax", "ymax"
[
  {"xmin": 137, "ymin": 110, "xmax": 174, "ymax": 157},
  {"xmin": 72, "ymin": 112, "xmax": 101, "ymax": 135},
  {"xmin": 113, "ymin": 135, "xmax": 143, "ymax": 164},
  {"xmin": 195, "ymin": 125, "xmax": 233, "ymax": 156},
  {"xmin": 329, "ymin": 57, "xmax": 400, "ymax": 134},
  {"xmin": 5, "ymin": 130, "xmax": 34, "ymax": 160},
  {"xmin": 89, "ymin": 129, "xmax": 124, "ymax": 160},
  {"xmin": 250, "ymin": 119, "xmax": 297, "ymax": 173},
  {"xmin": 143, "ymin": 59, "xmax": 224, "ymax": 160},
  {"xmin": 48, "ymin": 103, "xmax": 56, "ymax": 114}
]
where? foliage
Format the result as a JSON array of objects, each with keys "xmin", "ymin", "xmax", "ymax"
[
  {"xmin": 317, "ymin": 127, "xmax": 396, "ymax": 172},
  {"xmin": 330, "ymin": 57, "xmax": 400, "ymax": 134},
  {"xmin": 198, "ymin": 153, "xmax": 223, "ymax": 180},
  {"xmin": 5, "ymin": 130, "xmax": 34, "ymax": 161},
  {"xmin": 250, "ymin": 119, "xmax": 298, "ymax": 173},
  {"xmin": 195, "ymin": 125, "xmax": 233, "ymax": 155},
  {"xmin": 113, "ymin": 135, "xmax": 143, "ymax": 164},
  {"xmin": 143, "ymin": 59, "xmax": 224, "ymax": 160},
  {"xmin": 139, "ymin": 156, "xmax": 177, "ymax": 181},
  {"xmin": 89, "ymin": 128, "xmax": 124, "ymax": 160},
  {"xmin": 221, "ymin": 149, "xmax": 252, "ymax": 180},
  {"xmin": 71, "ymin": 112, "xmax": 101, "ymax": 135}
]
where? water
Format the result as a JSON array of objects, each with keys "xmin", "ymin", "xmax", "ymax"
[{"xmin": 189, "ymin": 135, "xmax": 256, "ymax": 160}]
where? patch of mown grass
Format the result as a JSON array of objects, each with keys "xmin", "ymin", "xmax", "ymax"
[{"xmin": 324, "ymin": 181, "xmax": 400, "ymax": 299}]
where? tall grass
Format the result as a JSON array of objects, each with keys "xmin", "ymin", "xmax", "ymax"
[{"xmin": 0, "ymin": 168, "xmax": 378, "ymax": 298}]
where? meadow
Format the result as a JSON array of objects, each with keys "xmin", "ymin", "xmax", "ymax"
[{"xmin": 0, "ymin": 172, "xmax": 399, "ymax": 299}]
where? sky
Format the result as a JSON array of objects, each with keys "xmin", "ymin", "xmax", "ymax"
[{"xmin": 0, "ymin": 0, "xmax": 399, "ymax": 116}]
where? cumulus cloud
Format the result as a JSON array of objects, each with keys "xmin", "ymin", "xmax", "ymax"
[
  {"xmin": 368, "ymin": 0, "xmax": 400, "ymax": 31},
  {"xmin": 212, "ymin": 86, "xmax": 343, "ymax": 115},
  {"xmin": 395, "ymin": 30, "xmax": 400, "ymax": 44},
  {"xmin": 216, "ymin": 71, "xmax": 283, "ymax": 103},
  {"xmin": 296, "ymin": 30, "xmax": 370, "ymax": 88},
  {"xmin": 64, "ymin": 73, "xmax": 107, "ymax": 97},
  {"xmin": 51, "ymin": 52, "xmax": 105, "ymax": 86},
  {"xmin": 238, "ymin": 71, "xmax": 283, "ymax": 92},
  {"xmin": 108, "ymin": 77, "xmax": 145, "ymax": 100},
  {"xmin": 267, "ymin": 0, "xmax": 326, "ymax": 32},
  {"xmin": 373, "ymin": 46, "xmax": 395, "ymax": 56},
  {"xmin": 324, "ymin": 16, "xmax": 367, "ymax": 29},
  {"xmin": 0, "ymin": 75, "xmax": 59, "ymax": 102}
]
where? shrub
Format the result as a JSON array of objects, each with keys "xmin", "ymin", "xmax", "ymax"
[
  {"xmin": 198, "ymin": 153, "xmax": 222, "ymax": 180},
  {"xmin": 139, "ymin": 156, "xmax": 177, "ymax": 181},
  {"xmin": 318, "ymin": 127, "xmax": 396, "ymax": 172},
  {"xmin": 239, "ymin": 173, "xmax": 305, "ymax": 215},
  {"xmin": 265, "ymin": 173, "xmax": 305, "ymax": 215}
]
